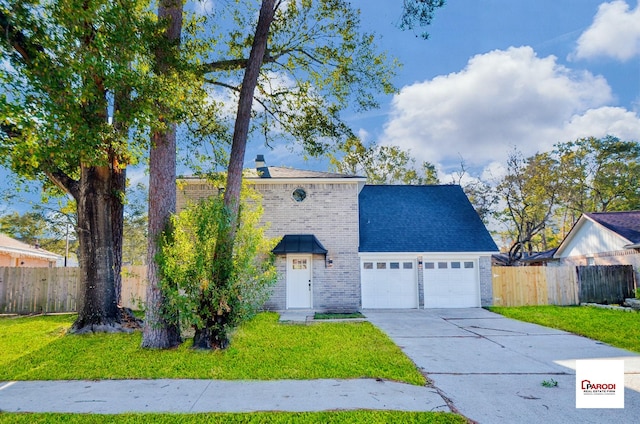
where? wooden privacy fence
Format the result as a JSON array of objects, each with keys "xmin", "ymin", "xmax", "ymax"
[
  {"xmin": 492, "ymin": 265, "xmax": 637, "ymax": 307},
  {"xmin": 0, "ymin": 266, "xmax": 147, "ymax": 314},
  {"xmin": 577, "ymin": 265, "xmax": 636, "ymax": 305},
  {"xmin": 492, "ymin": 266, "xmax": 579, "ymax": 307}
]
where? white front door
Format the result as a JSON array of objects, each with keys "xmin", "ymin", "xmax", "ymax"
[{"xmin": 286, "ymin": 255, "xmax": 312, "ymax": 308}]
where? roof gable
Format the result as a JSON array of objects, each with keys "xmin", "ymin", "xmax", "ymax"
[
  {"xmin": 359, "ymin": 185, "xmax": 498, "ymax": 253},
  {"xmin": 554, "ymin": 210, "xmax": 640, "ymax": 257},
  {"xmin": 585, "ymin": 211, "xmax": 640, "ymax": 244}
]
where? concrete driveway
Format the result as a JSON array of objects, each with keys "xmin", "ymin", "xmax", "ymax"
[{"xmin": 365, "ymin": 308, "xmax": 640, "ymax": 424}]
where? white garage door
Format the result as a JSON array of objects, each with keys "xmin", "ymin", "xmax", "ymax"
[
  {"xmin": 361, "ymin": 260, "xmax": 418, "ymax": 308},
  {"xmin": 423, "ymin": 260, "xmax": 479, "ymax": 308}
]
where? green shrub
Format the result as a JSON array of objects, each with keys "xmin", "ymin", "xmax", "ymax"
[{"xmin": 158, "ymin": 183, "xmax": 278, "ymax": 348}]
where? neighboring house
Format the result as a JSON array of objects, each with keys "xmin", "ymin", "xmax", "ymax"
[
  {"xmin": 0, "ymin": 233, "xmax": 63, "ymax": 267},
  {"xmin": 553, "ymin": 211, "xmax": 640, "ymax": 282},
  {"xmin": 177, "ymin": 156, "xmax": 498, "ymax": 311}
]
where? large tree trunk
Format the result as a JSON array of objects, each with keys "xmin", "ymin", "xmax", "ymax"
[
  {"xmin": 142, "ymin": 127, "xmax": 182, "ymax": 348},
  {"xmin": 111, "ymin": 159, "xmax": 125, "ymax": 304},
  {"xmin": 193, "ymin": 0, "xmax": 277, "ymax": 350},
  {"xmin": 141, "ymin": 0, "xmax": 183, "ymax": 349},
  {"xmin": 70, "ymin": 165, "xmax": 121, "ymax": 333}
]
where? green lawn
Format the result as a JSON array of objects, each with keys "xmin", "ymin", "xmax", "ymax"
[
  {"xmin": 0, "ymin": 312, "xmax": 425, "ymax": 385},
  {"xmin": 0, "ymin": 313, "xmax": 470, "ymax": 423},
  {"xmin": 0, "ymin": 411, "xmax": 466, "ymax": 424},
  {"xmin": 489, "ymin": 305, "xmax": 640, "ymax": 353}
]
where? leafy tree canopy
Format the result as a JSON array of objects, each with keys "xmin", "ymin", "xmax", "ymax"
[
  {"xmin": 186, "ymin": 0, "xmax": 401, "ymax": 168},
  {"xmin": 399, "ymin": 0, "xmax": 446, "ymax": 39},
  {"xmin": 329, "ymin": 137, "xmax": 439, "ymax": 184}
]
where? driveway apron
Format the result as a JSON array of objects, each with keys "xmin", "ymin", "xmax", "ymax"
[{"xmin": 365, "ymin": 308, "xmax": 640, "ymax": 424}]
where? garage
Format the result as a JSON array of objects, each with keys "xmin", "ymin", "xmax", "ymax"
[
  {"xmin": 361, "ymin": 259, "xmax": 418, "ymax": 308},
  {"xmin": 423, "ymin": 259, "xmax": 480, "ymax": 308},
  {"xmin": 358, "ymin": 185, "xmax": 498, "ymax": 309}
]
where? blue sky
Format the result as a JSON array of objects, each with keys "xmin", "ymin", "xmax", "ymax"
[
  {"xmin": 260, "ymin": 0, "xmax": 640, "ymax": 181},
  {"xmin": 3, "ymin": 0, "xmax": 640, "ymax": 213}
]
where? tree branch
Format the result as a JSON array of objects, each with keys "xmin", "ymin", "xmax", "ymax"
[
  {"xmin": 201, "ymin": 47, "xmax": 294, "ymax": 74},
  {"xmin": 0, "ymin": 11, "xmax": 45, "ymax": 64},
  {"xmin": 45, "ymin": 170, "xmax": 80, "ymax": 200}
]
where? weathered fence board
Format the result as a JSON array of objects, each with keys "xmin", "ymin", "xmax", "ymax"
[
  {"xmin": 0, "ymin": 267, "xmax": 80, "ymax": 314},
  {"xmin": 0, "ymin": 266, "xmax": 146, "ymax": 314},
  {"xmin": 577, "ymin": 265, "xmax": 635, "ymax": 304}
]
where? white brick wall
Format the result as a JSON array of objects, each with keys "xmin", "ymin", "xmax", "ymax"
[
  {"xmin": 177, "ymin": 179, "xmax": 362, "ymax": 311},
  {"xmin": 479, "ymin": 255, "xmax": 493, "ymax": 306},
  {"xmin": 255, "ymin": 182, "xmax": 361, "ymax": 311}
]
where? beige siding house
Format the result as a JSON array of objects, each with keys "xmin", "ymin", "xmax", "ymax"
[
  {"xmin": 553, "ymin": 211, "xmax": 640, "ymax": 283},
  {"xmin": 0, "ymin": 233, "xmax": 62, "ymax": 267}
]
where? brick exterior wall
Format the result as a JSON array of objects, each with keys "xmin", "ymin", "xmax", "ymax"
[
  {"xmin": 478, "ymin": 255, "xmax": 493, "ymax": 306},
  {"xmin": 255, "ymin": 181, "xmax": 361, "ymax": 311},
  {"xmin": 177, "ymin": 178, "xmax": 362, "ymax": 312}
]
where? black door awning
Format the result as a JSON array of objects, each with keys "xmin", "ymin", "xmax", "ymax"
[{"xmin": 272, "ymin": 234, "xmax": 328, "ymax": 255}]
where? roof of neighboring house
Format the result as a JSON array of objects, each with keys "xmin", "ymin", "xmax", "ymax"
[
  {"xmin": 584, "ymin": 211, "xmax": 640, "ymax": 244},
  {"xmin": 358, "ymin": 185, "xmax": 499, "ymax": 253},
  {"xmin": 519, "ymin": 248, "xmax": 558, "ymax": 262},
  {"xmin": 0, "ymin": 233, "xmax": 63, "ymax": 261}
]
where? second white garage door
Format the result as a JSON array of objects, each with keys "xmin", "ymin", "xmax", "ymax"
[
  {"xmin": 423, "ymin": 259, "xmax": 479, "ymax": 308},
  {"xmin": 361, "ymin": 260, "xmax": 418, "ymax": 308}
]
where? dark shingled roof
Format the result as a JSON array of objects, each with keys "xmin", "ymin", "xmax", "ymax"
[
  {"xmin": 586, "ymin": 211, "xmax": 640, "ymax": 244},
  {"xmin": 359, "ymin": 185, "xmax": 498, "ymax": 253}
]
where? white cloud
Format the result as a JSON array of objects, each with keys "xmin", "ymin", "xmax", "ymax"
[
  {"xmin": 572, "ymin": 0, "xmax": 640, "ymax": 61},
  {"xmin": 564, "ymin": 106, "xmax": 640, "ymax": 139},
  {"xmin": 379, "ymin": 46, "xmax": 640, "ymax": 171},
  {"xmin": 193, "ymin": 0, "xmax": 216, "ymax": 16}
]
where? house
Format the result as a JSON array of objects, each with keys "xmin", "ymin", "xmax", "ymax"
[
  {"xmin": 0, "ymin": 233, "xmax": 63, "ymax": 267},
  {"xmin": 177, "ymin": 156, "xmax": 498, "ymax": 311},
  {"xmin": 553, "ymin": 211, "xmax": 640, "ymax": 282}
]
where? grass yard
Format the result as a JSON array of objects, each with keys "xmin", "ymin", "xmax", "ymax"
[
  {"xmin": 0, "ymin": 411, "xmax": 466, "ymax": 424},
  {"xmin": 0, "ymin": 312, "xmax": 425, "ymax": 385},
  {"xmin": 489, "ymin": 305, "xmax": 640, "ymax": 353},
  {"xmin": 0, "ymin": 313, "xmax": 471, "ymax": 423}
]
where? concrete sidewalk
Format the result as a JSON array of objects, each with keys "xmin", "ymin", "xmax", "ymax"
[{"xmin": 0, "ymin": 379, "xmax": 449, "ymax": 414}]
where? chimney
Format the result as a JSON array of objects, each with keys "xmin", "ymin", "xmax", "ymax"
[{"xmin": 255, "ymin": 154, "xmax": 271, "ymax": 178}]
